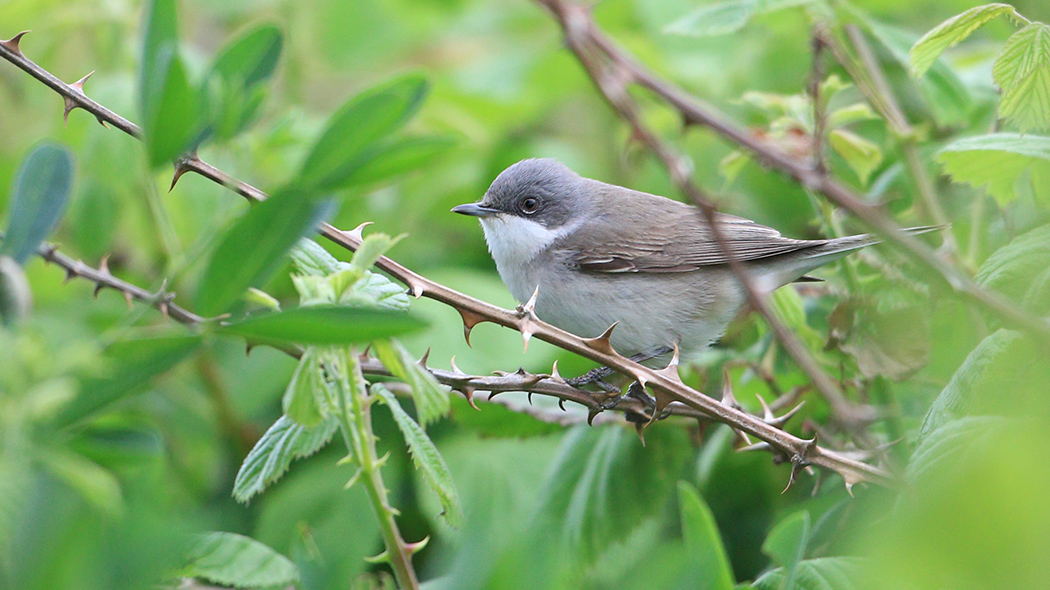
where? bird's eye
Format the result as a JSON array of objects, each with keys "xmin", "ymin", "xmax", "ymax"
[{"xmin": 519, "ymin": 197, "xmax": 539, "ymax": 214}]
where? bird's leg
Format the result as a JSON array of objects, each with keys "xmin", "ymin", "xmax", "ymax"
[{"xmin": 566, "ymin": 345, "xmax": 673, "ymax": 388}]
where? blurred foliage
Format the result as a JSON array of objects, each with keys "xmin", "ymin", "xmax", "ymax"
[{"xmin": 1, "ymin": 0, "xmax": 1050, "ymax": 589}]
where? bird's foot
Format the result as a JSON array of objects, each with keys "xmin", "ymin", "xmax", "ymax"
[{"xmin": 565, "ymin": 345, "xmax": 674, "ymax": 389}]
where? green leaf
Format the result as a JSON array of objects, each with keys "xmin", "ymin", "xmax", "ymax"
[
  {"xmin": 220, "ymin": 306, "xmax": 426, "ymax": 345},
  {"xmin": 763, "ymin": 511, "xmax": 811, "ymax": 570},
  {"xmin": 283, "ymin": 348, "xmax": 328, "ymax": 427},
  {"xmin": 534, "ymin": 425, "xmax": 692, "ymax": 558},
  {"xmin": 373, "ymin": 340, "xmax": 450, "ymax": 426},
  {"xmin": 909, "ymin": 416, "xmax": 1012, "ymax": 485},
  {"xmin": 350, "ymin": 232, "xmax": 403, "ymax": 275},
  {"xmin": 290, "ymin": 238, "xmax": 346, "ymax": 276},
  {"xmin": 677, "ymin": 482, "xmax": 734, "ymax": 590},
  {"xmin": 665, "ymin": 0, "xmax": 814, "ymax": 38},
  {"xmin": 719, "ymin": 150, "xmax": 752, "ymax": 187},
  {"xmin": 197, "ymin": 188, "xmax": 332, "ymax": 316},
  {"xmin": 182, "ymin": 531, "xmax": 299, "ymax": 588},
  {"xmin": 829, "ymin": 129, "xmax": 882, "ymax": 185},
  {"xmin": 201, "ymin": 24, "xmax": 283, "ymax": 142},
  {"xmin": 343, "ymin": 272, "xmax": 411, "ymax": 312},
  {"xmin": 839, "ymin": 297, "xmax": 931, "ymax": 380},
  {"xmin": 993, "ymin": 23, "xmax": 1050, "ymax": 133},
  {"xmin": 937, "ymin": 133, "xmax": 1050, "ymax": 205},
  {"xmin": 210, "ymin": 24, "xmax": 283, "ymax": 90},
  {"xmin": 754, "ymin": 557, "xmax": 869, "ymax": 590},
  {"xmin": 826, "ymin": 103, "xmax": 879, "ymax": 128},
  {"xmin": 1, "ymin": 143, "xmax": 75, "ymax": 264},
  {"xmin": 56, "ymin": 334, "xmax": 201, "ymax": 428},
  {"xmin": 298, "ymin": 74, "xmax": 429, "ymax": 191},
  {"xmin": 0, "ymin": 256, "xmax": 31, "ymax": 327},
  {"xmin": 39, "ymin": 449, "xmax": 122, "ymax": 515},
  {"xmin": 138, "ymin": 0, "xmax": 197, "ymax": 166},
  {"xmin": 977, "ymin": 223, "xmax": 1050, "ymax": 313},
  {"xmin": 375, "ymin": 386, "xmax": 463, "ymax": 527},
  {"xmin": 868, "ymin": 19, "xmax": 974, "ymax": 127},
  {"xmin": 232, "ymin": 414, "xmax": 338, "ymax": 503},
  {"xmin": 333, "ymin": 135, "xmax": 457, "ymax": 188},
  {"xmin": 909, "ymin": 4, "xmax": 1017, "ymax": 78}
]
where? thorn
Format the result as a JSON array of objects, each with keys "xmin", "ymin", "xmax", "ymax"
[
  {"xmin": 757, "ymin": 394, "xmax": 775, "ymax": 421},
  {"xmin": 344, "ymin": 467, "xmax": 364, "ymax": 490},
  {"xmin": 550, "ymin": 360, "xmax": 563, "ymax": 382},
  {"xmin": 344, "ymin": 222, "xmax": 372, "ymax": 243},
  {"xmin": 463, "ymin": 388, "xmax": 479, "ymax": 410},
  {"xmin": 521, "ymin": 327, "xmax": 533, "ymax": 353},
  {"xmin": 517, "ymin": 285, "xmax": 540, "ymax": 353},
  {"xmin": 169, "ymin": 160, "xmax": 190, "ymax": 192},
  {"xmin": 528, "ymin": 391, "xmax": 534, "ymax": 405},
  {"xmin": 587, "ymin": 407, "xmax": 602, "ymax": 426},
  {"xmin": 404, "ymin": 536, "xmax": 430, "ymax": 555},
  {"xmin": 0, "ymin": 31, "xmax": 29, "ymax": 57},
  {"xmin": 449, "ymin": 355, "xmax": 465, "ymax": 375},
  {"xmin": 158, "ymin": 301, "xmax": 169, "ymax": 319},
  {"xmin": 458, "ymin": 308, "xmax": 487, "ymax": 346},
  {"xmin": 768, "ymin": 401, "xmax": 806, "ymax": 428},
  {"xmin": 123, "ymin": 290, "xmax": 134, "ymax": 309},
  {"xmin": 245, "ymin": 342, "xmax": 255, "ymax": 356},
  {"xmin": 93, "ymin": 282, "xmax": 104, "ymax": 298},
  {"xmin": 417, "ymin": 348, "xmax": 430, "ymax": 368},
  {"xmin": 98, "ymin": 253, "xmax": 111, "ymax": 275},
  {"xmin": 649, "ymin": 387, "xmax": 674, "ymax": 427},
  {"xmin": 407, "ymin": 279, "xmax": 425, "ymax": 298},
  {"xmin": 558, "ymin": 398, "xmax": 566, "ymax": 411},
  {"xmin": 738, "ymin": 441, "xmax": 772, "ymax": 453},
  {"xmin": 520, "ymin": 285, "xmax": 540, "ymax": 316},
  {"xmin": 363, "ymin": 550, "xmax": 389, "ymax": 564},
  {"xmin": 582, "ymin": 322, "xmax": 618, "ymax": 356},
  {"xmin": 62, "ymin": 71, "xmax": 93, "ymax": 126},
  {"xmin": 720, "ymin": 366, "xmax": 740, "ymax": 409},
  {"xmin": 634, "ymin": 421, "xmax": 646, "ymax": 446}
]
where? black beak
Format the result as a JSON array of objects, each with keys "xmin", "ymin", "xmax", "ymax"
[{"xmin": 451, "ymin": 203, "xmax": 499, "ymax": 218}]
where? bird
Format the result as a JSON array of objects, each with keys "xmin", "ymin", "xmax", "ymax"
[{"xmin": 453, "ymin": 158, "xmax": 941, "ymax": 367}]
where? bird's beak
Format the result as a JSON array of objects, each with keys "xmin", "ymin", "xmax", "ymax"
[{"xmin": 451, "ymin": 203, "xmax": 499, "ymax": 218}]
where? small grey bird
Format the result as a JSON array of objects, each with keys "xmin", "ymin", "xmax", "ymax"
[{"xmin": 453, "ymin": 158, "xmax": 938, "ymax": 363}]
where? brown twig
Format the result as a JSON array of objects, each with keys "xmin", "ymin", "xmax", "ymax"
[
  {"xmin": 0, "ymin": 29, "xmax": 893, "ymax": 488},
  {"xmin": 528, "ymin": 0, "xmax": 1050, "ymax": 347}
]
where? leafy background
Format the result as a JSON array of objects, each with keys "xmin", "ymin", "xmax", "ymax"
[{"xmin": 2, "ymin": 0, "xmax": 1050, "ymax": 588}]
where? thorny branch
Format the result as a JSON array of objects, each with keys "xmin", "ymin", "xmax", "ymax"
[
  {"xmin": 531, "ymin": 0, "xmax": 1050, "ymax": 347},
  {"xmin": 0, "ymin": 29, "xmax": 894, "ymax": 488}
]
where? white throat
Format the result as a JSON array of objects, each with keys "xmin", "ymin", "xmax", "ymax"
[{"xmin": 479, "ymin": 214, "xmax": 566, "ymax": 303}]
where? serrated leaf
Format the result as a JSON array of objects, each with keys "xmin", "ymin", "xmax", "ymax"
[
  {"xmin": 976, "ymin": 223, "xmax": 1050, "ymax": 313},
  {"xmin": 291, "ymin": 238, "xmax": 347, "ymax": 276},
  {"xmin": 678, "ymin": 482, "xmax": 735, "ymax": 590},
  {"xmin": 373, "ymin": 340, "xmax": 449, "ymax": 426},
  {"xmin": 829, "ymin": 129, "xmax": 882, "ymax": 185},
  {"xmin": 56, "ymin": 334, "xmax": 201, "ymax": 428},
  {"xmin": 182, "ymin": 531, "xmax": 299, "ymax": 588},
  {"xmin": 375, "ymin": 386, "xmax": 462, "ymax": 527},
  {"xmin": 220, "ymin": 306, "xmax": 426, "ymax": 345},
  {"xmin": 298, "ymin": 75, "xmax": 429, "ymax": 191},
  {"xmin": 197, "ymin": 188, "xmax": 333, "ymax": 316},
  {"xmin": 754, "ymin": 557, "xmax": 869, "ymax": 590},
  {"xmin": 344, "ymin": 272, "xmax": 411, "ymax": 312},
  {"xmin": 993, "ymin": 23, "xmax": 1050, "ymax": 132},
  {"xmin": 763, "ymin": 511, "xmax": 811, "ymax": 570},
  {"xmin": 909, "ymin": 416, "xmax": 1012, "ymax": 485},
  {"xmin": 534, "ymin": 425, "xmax": 692, "ymax": 558},
  {"xmin": 909, "ymin": 4, "xmax": 1016, "ymax": 78},
  {"xmin": 936, "ymin": 133, "xmax": 1050, "ymax": 205},
  {"xmin": 283, "ymin": 348, "xmax": 327, "ymax": 427},
  {"xmin": 1, "ymin": 144, "xmax": 75, "ymax": 264},
  {"xmin": 233, "ymin": 414, "xmax": 338, "ymax": 503}
]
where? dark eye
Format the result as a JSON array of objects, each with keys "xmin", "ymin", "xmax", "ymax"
[{"xmin": 519, "ymin": 197, "xmax": 539, "ymax": 214}]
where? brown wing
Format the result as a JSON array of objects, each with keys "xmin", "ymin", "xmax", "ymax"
[{"xmin": 559, "ymin": 182, "xmax": 825, "ymax": 274}]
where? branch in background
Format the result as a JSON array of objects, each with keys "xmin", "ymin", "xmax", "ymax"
[
  {"xmin": 0, "ymin": 30, "xmax": 894, "ymax": 488},
  {"xmin": 530, "ymin": 0, "xmax": 1050, "ymax": 347}
]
